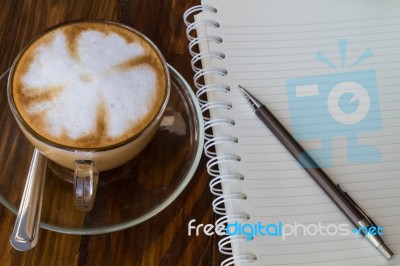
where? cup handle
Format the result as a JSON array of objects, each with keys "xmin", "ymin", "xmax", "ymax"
[{"xmin": 73, "ymin": 160, "xmax": 99, "ymax": 211}]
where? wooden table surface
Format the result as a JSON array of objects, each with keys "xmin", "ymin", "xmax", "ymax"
[{"xmin": 0, "ymin": 1, "xmax": 225, "ymax": 265}]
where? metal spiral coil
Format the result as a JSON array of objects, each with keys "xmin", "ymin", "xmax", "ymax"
[
  {"xmin": 221, "ymin": 255, "xmax": 258, "ymax": 266},
  {"xmin": 184, "ymin": 5, "xmax": 256, "ymax": 264}
]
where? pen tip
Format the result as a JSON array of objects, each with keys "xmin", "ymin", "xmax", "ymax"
[{"xmin": 238, "ymin": 85, "xmax": 246, "ymax": 94}]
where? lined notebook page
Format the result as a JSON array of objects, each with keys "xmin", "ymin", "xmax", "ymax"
[{"xmin": 199, "ymin": 0, "xmax": 400, "ymax": 265}]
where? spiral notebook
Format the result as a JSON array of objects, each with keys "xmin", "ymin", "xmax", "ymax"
[{"xmin": 184, "ymin": 0, "xmax": 400, "ymax": 265}]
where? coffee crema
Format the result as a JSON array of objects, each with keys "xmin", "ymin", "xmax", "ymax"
[{"xmin": 11, "ymin": 21, "xmax": 168, "ymax": 149}]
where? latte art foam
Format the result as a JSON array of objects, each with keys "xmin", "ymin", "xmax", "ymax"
[{"xmin": 12, "ymin": 22, "xmax": 167, "ymax": 148}]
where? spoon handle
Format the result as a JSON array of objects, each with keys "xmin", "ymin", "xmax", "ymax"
[{"xmin": 10, "ymin": 148, "xmax": 47, "ymax": 251}]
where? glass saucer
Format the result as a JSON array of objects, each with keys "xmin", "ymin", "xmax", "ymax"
[{"xmin": 0, "ymin": 65, "xmax": 204, "ymax": 235}]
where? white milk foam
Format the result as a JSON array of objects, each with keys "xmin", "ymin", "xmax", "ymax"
[{"xmin": 21, "ymin": 30, "xmax": 158, "ymax": 139}]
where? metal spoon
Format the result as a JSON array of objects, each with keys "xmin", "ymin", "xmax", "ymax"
[{"xmin": 10, "ymin": 148, "xmax": 47, "ymax": 251}]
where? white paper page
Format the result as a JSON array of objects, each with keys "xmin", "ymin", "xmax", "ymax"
[{"xmin": 199, "ymin": 0, "xmax": 400, "ymax": 265}]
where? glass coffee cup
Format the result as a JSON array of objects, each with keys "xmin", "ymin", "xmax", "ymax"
[{"xmin": 7, "ymin": 20, "xmax": 170, "ymax": 211}]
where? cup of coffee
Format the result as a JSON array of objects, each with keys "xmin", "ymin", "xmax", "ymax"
[{"xmin": 7, "ymin": 21, "xmax": 170, "ymax": 211}]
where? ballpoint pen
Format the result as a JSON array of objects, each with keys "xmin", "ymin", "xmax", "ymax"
[{"xmin": 239, "ymin": 85, "xmax": 393, "ymax": 260}]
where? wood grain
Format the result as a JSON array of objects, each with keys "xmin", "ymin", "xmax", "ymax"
[{"xmin": 0, "ymin": 0, "xmax": 227, "ymax": 265}]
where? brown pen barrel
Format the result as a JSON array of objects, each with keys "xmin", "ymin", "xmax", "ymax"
[{"xmin": 255, "ymin": 105, "xmax": 363, "ymax": 226}]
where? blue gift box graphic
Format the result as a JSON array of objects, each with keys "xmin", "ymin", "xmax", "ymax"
[{"xmin": 286, "ymin": 44, "xmax": 382, "ymax": 167}]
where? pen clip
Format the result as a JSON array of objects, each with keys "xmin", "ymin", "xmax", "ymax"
[{"xmin": 337, "ymin": 184, "xmax": 376, "ymax": 227}]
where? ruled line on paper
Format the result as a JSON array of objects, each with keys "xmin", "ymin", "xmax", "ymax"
[
  {"xmin": 246, "ymin": 167, "xmax": 400, "ymax": 175},
  {"xmin": 258, "ymin": 246, "xmax": 385, "ymax": 257},
  {"xmin": 239, "ymin": 138, "xmax": 400, "ymax": 146},
  {"xmin": 229, "ymin": 72, "xmax": 400, "ymax": 81},
  {"xmin": 228, "ymin": 60, "xmax": 400, "ymax": 73},
  {"xmin": 240, "ymin": 141, "xmax": 399, "ymax": 148},
  {"xmin": 226, "ymin": 39, "xmax": 400, "ymax": 51},
  {"xmin": 248, "ymin": 186, "xmax": 400, "ymax": 194},
  {"xmin": 252, "ymin": 203, "xmax": 400, "ymax": 210},
  {"xmin": 256, "ymin": 236, "xmax": 400, "ymax": 248},
  {"xmin": 224, "ymin": 21, "xmax": 400, "ymax": 35},
  {"xmin": 249, "ymin": 194, "xmax": 400, "ymax": 202},
  {"xmin": 228, "ymin": 57, "xmax": 400, "ymax": 66},
  {"xmin": 238, "ymin": 126, "xmax": 400, "ymax": 139},
  {"xmin": 256, "ymin": 237, "xmax": 370, "ymax": 247},
  {"xmin": 242, "ymin": 142, "xmax": 400, "ymax": 153},
  {"xmin": 234, "ymin": 103, "xmax": 400, "ymax": 112},
  {"xmin": 225, "ymin": 43, "xmax": 399, "ymax": 53},
  {"xmin": 247, "ymin": 193, "xmax": 400, "ymax": 202},
  {"xmin": 262, "ymin": 255, "xmax": 380, "ymax": 266},
  {"xmin": 230, "ymin": 83, "xmax": 400, "ymax": 90},
  {"xmin": 235, "ymin": 120, "xmax": 400, "ymax": 130},
  {"xmin": 241, "ymin": 143, "xmax": 400, "ymax": 154},
  {"xmin": 249, "ymin": 198, "xmax": 400, "ymax": 210},
  {"xmin": 223, "ymin": 15, "xmax": 400, "ymax": 27},
  {"xmin": 227, "ymin": 51, "xmax": 400, "ymax": 61},
  {"xmin": 246, "ymin": 176, "xmax": 400, "ymax": 185},
  {"xmin": 223, "ymin": 30, "xmax": 400, "ymax": 43},
  {"xmin": 241, "ymin": 152, "xmax": 400, "ymax": 163},
  {"xmin": 229, "ymin": 86, "xmax": 399, "ymax": 96},
  {"xmin": 253, "ymin": 210, "xmax": 400, "ymax": 219},
  {"xmin": 263, "ymin": 251, "xmax": 400, "ymax": 266}
]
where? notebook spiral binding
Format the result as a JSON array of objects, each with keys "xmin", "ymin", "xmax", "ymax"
[{"xmin": 184, "ymin": 5, "xmax": 257, "ymax": 266}]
